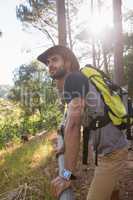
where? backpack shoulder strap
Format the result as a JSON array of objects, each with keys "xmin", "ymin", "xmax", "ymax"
[{"xmin": 81, "ymin": 65, "xmax": 101, "ymax": 79}]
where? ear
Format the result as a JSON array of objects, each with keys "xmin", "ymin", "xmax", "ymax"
[{"xmin": 64, "ymin": 60, "xmax": 71, "ymax": 72}]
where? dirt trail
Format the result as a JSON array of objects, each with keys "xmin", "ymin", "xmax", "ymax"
[{"xmin": 50, "ymin": 133, "xmax": 133, "ymax": 200}]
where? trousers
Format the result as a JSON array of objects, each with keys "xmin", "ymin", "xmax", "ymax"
[{"xmin": 87, "ymin": 147, "xmax": 128, "ymax": 200}]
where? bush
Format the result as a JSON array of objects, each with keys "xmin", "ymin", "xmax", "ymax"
[{"xmin": 0, "ymin": 98, "xmax": 62, "ymax": 149}]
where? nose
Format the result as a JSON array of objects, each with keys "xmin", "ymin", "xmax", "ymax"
[
  {"xmin": 48, "ymin": 63, "xmax": 55, "ymax": 76},
  {"xmin": 49, "ymin": 63, "xmax": 54, "ymax": 72},
  {"xmin": 47, "ymin": 60, "xmax": 53, "ymax": 69}
]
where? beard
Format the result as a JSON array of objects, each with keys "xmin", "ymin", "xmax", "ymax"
[{"xmin": 51, "ymin": 67, "xmax": 67, "ymax": 80}]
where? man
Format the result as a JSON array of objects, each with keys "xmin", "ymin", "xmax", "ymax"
[{"xmin": 37, "ymin": 45, "xmax": 128, "ymax": 200}]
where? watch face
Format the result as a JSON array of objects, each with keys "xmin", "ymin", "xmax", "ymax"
[{"xmin": 63, "ymin": 169, "xmax": 72, "ymax": 180}]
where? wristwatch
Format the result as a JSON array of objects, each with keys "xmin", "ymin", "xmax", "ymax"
[{"xmin": 61, "ymin": 169, "xmax": 76, "ymax": 181}]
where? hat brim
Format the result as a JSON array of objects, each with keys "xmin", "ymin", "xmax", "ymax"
[{"xmin": 37, "ymin": 45, "xmax": 67, "ymax": 65}]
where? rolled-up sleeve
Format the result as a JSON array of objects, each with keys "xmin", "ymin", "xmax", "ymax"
[{"xmin": 63, "ymin": 72, "xmax": 89, "ymax": 104}]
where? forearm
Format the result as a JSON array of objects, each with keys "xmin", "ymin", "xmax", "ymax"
[{"xmin": 64, "ymin": 122, "xmax": 81, "ymax": 174}]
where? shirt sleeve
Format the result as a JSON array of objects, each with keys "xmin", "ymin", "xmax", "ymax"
[{"xmin": 63, "ymin": 72, "xmax": 89, "ymax": 104}]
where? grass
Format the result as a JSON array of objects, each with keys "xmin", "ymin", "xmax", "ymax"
[{"xmin": 0, "ymin": 132, "xmax": 57, "ymax": 200}]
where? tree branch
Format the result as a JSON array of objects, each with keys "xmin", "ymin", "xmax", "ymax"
[{"xmin": 32, "ymin": 23, "xmax": 56, "ymax": 45}]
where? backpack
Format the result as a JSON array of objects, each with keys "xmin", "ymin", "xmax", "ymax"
[{"xmin": 81, "ymin": 65, "xmax": 133, "ymax": 139}]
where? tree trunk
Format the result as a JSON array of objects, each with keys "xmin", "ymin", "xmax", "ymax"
[
  {"xmin": 66, "ymin": 0, "xmax": 73, "ymax": 50},
  {"xmin": 103, "ymin": 46, "xmax": 109, "ymax": 74},
  {"xmin": 56, "ymin": 0, "xmax": 67, "ymax": 46},
  {"xmin": 113, "ymin": 0, "xmax": 125, "ymax": 86},
  {"xmin": 91, "ymin": 0, "xmax": 96, "ymax": 67},
  {"xmin": 0, "ymin": 30, "xmax": 2, "ymax": 37}
]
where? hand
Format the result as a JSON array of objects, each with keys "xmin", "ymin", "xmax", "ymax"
[
  {"xmin": 51, "ymin": 176, "xmax": 72, "ymax": 198},
  {"xmin": 54, "ymin": 146, "xmax": 65, "ymax": 158},
  {"xmin": 88, "ymin": 144, "xmax": 94, "ymax": 163}
]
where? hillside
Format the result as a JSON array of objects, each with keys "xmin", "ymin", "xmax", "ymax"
[
  {"xmin": 0, "ymin": 85, "xmax": 11, "ymax": 99},
  {"xmin": 0, "ymin": 131, "xmax": 133, "ymax": 200},
  {"xmin": 0, "ymin": 131, "xmax": 57, "ymax": 200}
]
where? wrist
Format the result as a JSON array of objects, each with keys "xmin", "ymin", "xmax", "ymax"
[{"xmin": 61, "ymin": 169, "xmax": 77, "ymax": 181}]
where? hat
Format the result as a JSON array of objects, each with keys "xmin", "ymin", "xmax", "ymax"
[{"xmin": 37, "ymin": 45, "xmax": 70, "ymax": 65}]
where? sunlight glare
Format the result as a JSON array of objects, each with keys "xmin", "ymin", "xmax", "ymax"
[{"xmin": 77, "ymin": 1, "xmax": 113, "ymax": 38}]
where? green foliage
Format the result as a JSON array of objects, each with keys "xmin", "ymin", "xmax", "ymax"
[
  {"xmin": 16, "ymin": 0, "xmax": 57, "ymax": 45},
  {"xmin": 9, "ymin": 62, "xmax": 53, "ymax": 112},
  {"xmin": 16, "ymin": 0, "xmax": 50, "ymax": 22},
  {"xmin": 0, "ymin": 99, "xmax": 21, "ymax": 148},
  {"xmin": 123, "ymin": 33, "xmax": 133, "ymax": 97},
  {"xmin": 124, "ymin": 51, "xmax": 133, "ymax": 97},
  {"xmin": 40, "ymin": 103, "xmax": 63, "ymax": 131},
  {"xmin": 0, "ymin": 62, "xmax": 62, "ymax": 148},
  {"xmin": 124, "ymin": 33, "xmax": 133, "ymax": 52}
]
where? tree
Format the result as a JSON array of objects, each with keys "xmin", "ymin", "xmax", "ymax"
[
  {"xmin": 8, "ymin": 61, "xmax": 61, "ymax": 132},
  {"xmin": 123, "ymin": 33, "xmax": 133, "ymax": 97},
  {"xmin": 9, "ymin": 62, "xmax": 56, "ymax": 114},
  {"xmin": 90, "ymin": 0, "xmax": 96, "ymax": 67},
  {"xmin": 124, "ymin": 52, "xmax": 133, "ymax": 97},
  {"xmin": 66, "ymin": 0, "xmax": 73, "ymax": 49},
  {"xmin": 124, "ymin": 10, "xmax": 133, "ymax": 34},
  {"xmin": 0, "ymin": 30, "xmax": 2, "ymax": 37},
  {"xmin": 16, "ymin": 0, "xmax": 57, "ymax": 45},
  {"xmin": 113, "ymin": 0, "xmax": 124, "ymax": 86},
  {"xmin": 56, "ymin": 0, "xmax": 67, "ymax": 45}
]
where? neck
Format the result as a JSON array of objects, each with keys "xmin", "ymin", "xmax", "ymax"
[{"xmin": 56, "ymin": 78, "xmax": 64, "ymax": 92}]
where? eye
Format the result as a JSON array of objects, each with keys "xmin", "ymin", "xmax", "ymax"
[
  {"xmin": 46, "ymin": 58, "xmax": 51, "ymax": 65},
  {"xmin": 53, "ymin": 57, "xmax": 58, "ymax": 62}
]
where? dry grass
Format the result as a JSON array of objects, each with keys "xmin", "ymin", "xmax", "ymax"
[{"xmin": 0, "ymin": 132, "xmax": 57, "ymax": 200}]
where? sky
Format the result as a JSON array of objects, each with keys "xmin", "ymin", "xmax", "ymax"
[
  {"xmin": 0, "ymin": 0, "xmax": 48, "ymax": 85},
  {"xmin": 0, "ymin": 0, "xmax": 133, "ymax": 86}
]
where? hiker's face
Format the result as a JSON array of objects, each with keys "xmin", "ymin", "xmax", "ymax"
[{"xmin": 47, "ymin": 54, "xmax": 66, "ymax": 80}]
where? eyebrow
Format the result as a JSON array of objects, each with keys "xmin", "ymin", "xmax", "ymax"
[{"xmin": 47, "ymin": 55, "xmax": 59, "ymax": 61}]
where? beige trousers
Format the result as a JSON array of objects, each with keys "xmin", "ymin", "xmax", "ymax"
[{"xmin": 87, "ymin": 147, "xmax": 128, "ymax": 200}]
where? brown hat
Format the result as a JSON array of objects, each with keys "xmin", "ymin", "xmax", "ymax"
[
  {"xmin": 37, "ymin": 45, "xmax": 80, "ymax": 71},
  {"xmin": 37, "ymin": 45, "xmax": 71, "ymax": 65}
]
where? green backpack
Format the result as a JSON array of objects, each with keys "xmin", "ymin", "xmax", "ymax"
[{"xmin": 81, "ymin": 65, "xmax": 133, "ymax": 139}]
